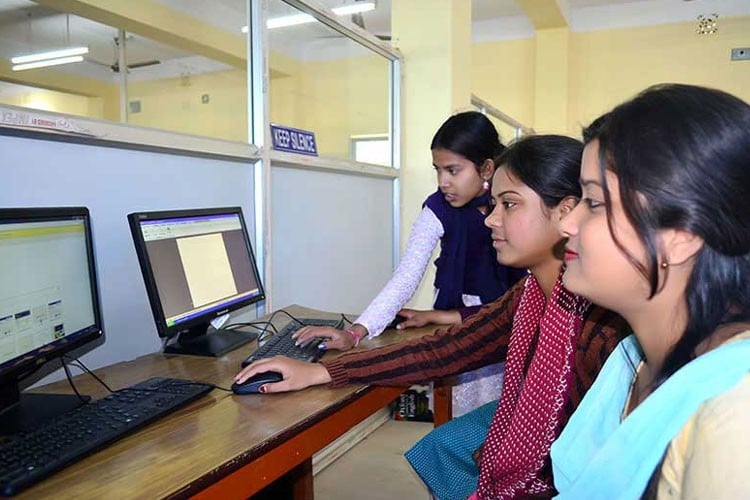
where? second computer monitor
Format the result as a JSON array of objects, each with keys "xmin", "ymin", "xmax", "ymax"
[{"xmin": 128, "ymin": 207, "xmax": 265, "ymax": 357}]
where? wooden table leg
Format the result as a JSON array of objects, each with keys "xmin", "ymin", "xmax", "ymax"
[
  {"xmin": 433, "ymin": 382, "xmax": 452, "ymax": 428},
  {"xmin": 251, "ymin": 458, "xmax": 313, "ymax": 499},
  {"xmin": 291, "ymin": 459, "xmax": 314, "ymax": 500}
]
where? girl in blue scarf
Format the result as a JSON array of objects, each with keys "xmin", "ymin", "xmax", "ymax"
[{"xmin": 553, "ymin": 84, "xmax": 750, "ymax": 498}]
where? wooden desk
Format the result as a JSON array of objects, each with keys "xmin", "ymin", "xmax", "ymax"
[{"xmin": 18, "ymin": 306, "xmax": 434, "ymax": 499}]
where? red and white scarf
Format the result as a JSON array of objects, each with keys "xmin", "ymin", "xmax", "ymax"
[{"xmin": 475, "ymin": 273, "xmax": 589, "ymax": 499}]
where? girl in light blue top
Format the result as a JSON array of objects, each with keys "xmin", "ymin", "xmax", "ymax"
[{"xmin": 552, "ymin": 84, "xmax": 750, "ymax": 499}]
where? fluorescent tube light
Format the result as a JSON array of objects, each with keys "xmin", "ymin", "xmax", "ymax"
[
  {"xmin": 11, "ymin": 46, "xmax": 88, "ymax": 64},
  {"xmin": 331, "ymin": 2, "xmax": 375, "ymax": 16},
  {"xmin": 267, "ymin": 13, "xmax": 315, "ymax": 29},
  {"xmin": 12, "ymin": 55, "xmax": 84, "ymax": 71},
  {"xmin": 241, "ymin": 1, "xmax": 376, "ymax": 31}
]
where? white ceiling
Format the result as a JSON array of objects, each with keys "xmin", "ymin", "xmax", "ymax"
[{"xmin": 0, "ymin": 0, "xmax": 748, "ymax": 87}]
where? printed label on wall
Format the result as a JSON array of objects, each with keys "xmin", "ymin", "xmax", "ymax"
[
  {"xmin": 0, "ymin": 109, "xmax": 94, "ymax": 136},
  {"xmin": 270, "ymin": 124, "xmax": 318, "ymax": 156}
]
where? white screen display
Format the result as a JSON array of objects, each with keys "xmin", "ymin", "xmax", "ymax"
[{"xmin": 0, "ymin": 218, "xmax": 95, "ymax": 366}]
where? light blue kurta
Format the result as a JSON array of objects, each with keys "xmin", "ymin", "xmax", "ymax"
[{"xmin": 551, "ymin": 334, "xmax": 750, "ymax": 499}]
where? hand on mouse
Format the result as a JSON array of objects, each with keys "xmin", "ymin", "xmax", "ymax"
[
  {"xmin": 234, "ymin": 356, "xmax": 332, "ymax": 393},
  {"xmin": 396, "ymin": 309, "xmax": 462, "ymax": 329}
]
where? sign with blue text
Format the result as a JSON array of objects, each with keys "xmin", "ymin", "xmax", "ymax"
[{"xmin": 270, "ymin": 124, "xmax": 318, "ymax": 156}]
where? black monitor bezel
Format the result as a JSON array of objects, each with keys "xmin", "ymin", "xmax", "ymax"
[
  {"xmin": 0, "ymin": 206, "xmax": 104, "ymax": 384},
  {"xmin": 127, "ymin": 206, "xmax": 266, "ymax": 342}
]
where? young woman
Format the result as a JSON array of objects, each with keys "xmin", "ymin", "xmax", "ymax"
[
  {"xmin": 551, "ymin": 84, "xmax": 750, "ymax": 498},
  {"xmin": 294, "ymin": 111, "xmax": 526, "ymax": 353},
  {"xmin": 297, "ymin": 111, "xmax": 526, "ymax": 418},
  {"xmin": 236, "ymin": 135, "xmax": 627, "ymax": 499}
]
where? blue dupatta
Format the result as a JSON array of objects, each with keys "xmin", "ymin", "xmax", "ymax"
[{"xmin": 551, "ymin": 333, "xmax": 750, "ymax": 499}]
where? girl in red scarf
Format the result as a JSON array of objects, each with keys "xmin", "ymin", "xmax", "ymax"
[{"xmin": 235, "ymin": 135, "xmax": 627, "ymax": 499}]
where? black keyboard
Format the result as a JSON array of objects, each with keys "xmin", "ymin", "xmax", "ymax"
[
  {"xmin": 0, "ymin": 377, "xmax": 213, "ymax": 496},
  {"xmin": 241, "ymin": 318, "xmax": 342, "ymax": 367}
]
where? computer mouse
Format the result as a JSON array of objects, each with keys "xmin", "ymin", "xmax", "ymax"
[
  {"xmin": 386, "ymin": 314, "xmax": 407, "ymax": 330},
  {"xmin": 231, "ymin": 371, "xmax": 283, "ymax": 395}
]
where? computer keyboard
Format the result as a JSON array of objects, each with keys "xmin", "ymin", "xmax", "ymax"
[
  {"xmin": 0, "ymin": 377, "xmax": 213, "ymax": 496},
  {"xmin": 241, "ymin": 318, "xmax": 343, "ymax": 367}
]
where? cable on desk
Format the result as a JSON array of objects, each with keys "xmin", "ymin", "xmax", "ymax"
[
  {"xmin": 61, "ymin": 358, "xmax": 90, "ymax": 403},
  {"xmin": 253, "ymin": 310, "xmax": 346, "ymax": 344},
  {"xmin": 340, "ymin": 314, "xmax": 355, "ymax": 326},
  {"xmin": 63, "ymin": 355, "xmax": 115, "ymax": 393},
  {"xmin": 220, "ymin": 320, "xmax": 277, "ymax": 344},
  {"xmin": 64, "ymin": 355, "xmax": 232, "ymax": 393}
]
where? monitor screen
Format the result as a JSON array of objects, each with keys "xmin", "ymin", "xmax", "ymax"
[
  {"xmin": 128, "ymin": 207, "xmax": 265, "ymax": 357},
  {"xmin": 0, "ymin": 207, "xmax": 103, "ymax": 432}
]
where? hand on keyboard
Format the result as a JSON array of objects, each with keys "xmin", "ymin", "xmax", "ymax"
[
  {"xmin": 294, "ymin": 324, "xmax": 366, "ymax": 352},
  {"xmin": 241, "ymin": 319, "xmax": 342, "ymax": 367},
  {"xmin": 293, "ymin": 325, "xmax": 341, "ymax": 348}
]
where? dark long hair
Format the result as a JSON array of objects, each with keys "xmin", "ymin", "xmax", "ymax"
[
  {"xmin": 583, "ymin": 83, "xmax": 750, "ymax": 383},
  {"xmin": 495, "ymin": 134, "xmax": 583, "ymax": 208},
  {"xmin": 431, "ymin": 111, "xmax": 505, "ymax": 169}
]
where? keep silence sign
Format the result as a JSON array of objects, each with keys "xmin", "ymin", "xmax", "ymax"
[{"xmin": 270, "ymin": 124, "xmax": 318, "ymax": 156}]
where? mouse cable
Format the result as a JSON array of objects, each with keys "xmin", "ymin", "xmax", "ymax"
[
  {"xmin": 340, "ymin": 314, "xmax": 355, "ymax": 326},
  {"xmin": 63, "ymin": 355, "xmax": 235, "ymax": 394},
  {"xmin": 222, "ymin": 320, "xmax": 277, "ymax": 334},
  {"xmin": 255, "ymin": 309, "xmax": 347, "ymax": 343}
]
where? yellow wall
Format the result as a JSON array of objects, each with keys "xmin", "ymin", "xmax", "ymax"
[
  {"xmin": 0, "ymin": 86, "xmax": 104, "ymax": 118},
  {"xmin": 269, "ymin": 53, "xmax": 390, "ymax": 159},
  {"xmin": 471, "ymin": 37, "xmax": 536, "ymax": 140},
  {"xmin": 299, "ymin": 55, "xmax": 389, "ymax": 158},
  {"xmin": 471, "ymin": 16, "xmax": 750, "ymax": 136},
  {"xmin": 127, "ymin": 69, "xmax": 249, "ymax": 142},
  {"xmin": 568, "ymin": 16, "xmax": 750, "ymax": 134},
  {"xmin": 125, "ymin": 50, "xmax": 390, "ymax": 155}
]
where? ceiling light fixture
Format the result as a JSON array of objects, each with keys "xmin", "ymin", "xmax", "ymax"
[
  {"xmin": 241, "ymin": 1, "xmax": 375, "ymax": 32},
  {"xmin": 10, "ymin": 13, "xmax": 89, "ymax": 72},
  {"xmin": 12, "ymin": 55, "xmax": 85, "ymax": 71},
  {"xmin": 330, "ymin": 2, "xmax": 375, "ymax": 16},
  {"xmin": 11, "ymin": 46, "xmax": 88, "ymax": 65}
]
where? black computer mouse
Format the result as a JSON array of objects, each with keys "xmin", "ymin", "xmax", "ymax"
[{"xmin": 231, "ymin": 371, "xmax": 283, "ymax": 395}]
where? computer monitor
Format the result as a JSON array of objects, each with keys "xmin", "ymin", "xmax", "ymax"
[
  {"xmin": 128, "ymin": 207, "xmax": 265, "ymax": 357},
  {"xmin": 0, "ymin": 207, "xmax": 103, "ymax": 433}
]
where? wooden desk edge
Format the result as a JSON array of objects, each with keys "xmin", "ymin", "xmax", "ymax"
[{"xmin": 186, "ymin": 385, "xmax": 405, "ymax": 499}]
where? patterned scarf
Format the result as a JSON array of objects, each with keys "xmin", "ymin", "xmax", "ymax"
[{"xmin": 476, "ymin": 273, "xmax": 589, "ymax": 499}]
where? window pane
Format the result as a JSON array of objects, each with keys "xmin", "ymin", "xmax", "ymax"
[
  {"xmin": 0, "ymin": 0, "xmax": 250, "ymax": 142},
  {"xmin": 268, "ymin": 0, "xmax": 392, "ymax": 165},
  {"xmin": 0, "ymin": 2, "xmax": 115, "ymax": 120}
]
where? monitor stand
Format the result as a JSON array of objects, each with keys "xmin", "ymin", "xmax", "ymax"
[
  {"xmin": 164, "ymin": 323, "xmax": 256, "ymax": 357},
  {"xmin": 0, "ymin": 386, "xmax": 90, "ymax": 435}
]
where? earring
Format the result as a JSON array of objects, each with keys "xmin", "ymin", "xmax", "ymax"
[
  {"xmin": 660, "ymin": 261, "xmax": 669, "ymax": 269},
  {"xmin": 482, "ymin": 180, "xmax": 490, "ymax": 191}
]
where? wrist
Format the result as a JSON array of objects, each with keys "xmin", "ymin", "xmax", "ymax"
[
  {"xmin": 344, "ymin": 325, "xmax": 366, "ymax": 347},
  {"xmin": 315, "ymin": 364, "xmax": 333, "ymax": 385}
]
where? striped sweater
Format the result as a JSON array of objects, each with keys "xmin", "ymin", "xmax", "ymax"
[{"xmin": 323, "ymin": 278, "xmax": 627, "ymax": 419}]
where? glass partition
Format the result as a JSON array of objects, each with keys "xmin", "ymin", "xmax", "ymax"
[
  {"xmin": 124, "ymin": 33, "xmax": 248, "ymax": 142},
  {"xmin": 0, "ymin": 0, "xmax": 249, "ymax": 142},
  {"xmin": 0, "ymin": 2, "xmax": 115, "ymax": 120},
  {"xmin": 267, "ymin": 0, "xmax": 392, "ymax": 164}
]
